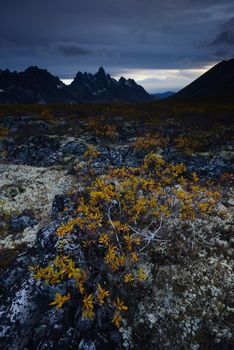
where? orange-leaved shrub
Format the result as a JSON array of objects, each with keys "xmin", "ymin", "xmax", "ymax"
[
  {"xmin": 86, "ymin": 116, "xmax": 118, "ymax": 139},
  {"xmin": 31, "ymin": 151, "xmax": 220, "ymax": 327},
  {"xmin": 133, "ymin": 133, "xmax": 168, "ymax": 150}
]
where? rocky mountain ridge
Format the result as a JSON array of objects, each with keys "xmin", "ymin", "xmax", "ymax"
[{"xmin": 0, "ymin": 66, "xmax": 152, "ymax": 104}]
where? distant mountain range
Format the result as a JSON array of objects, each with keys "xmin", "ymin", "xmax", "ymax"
[
  {"xmin": 172, "ymin": 59, "xmax": 234, "ymax": 101},
  {"xmin": 1, "ymin": 59, "xmax": 233, "ymax": 104},
  {"xmin": 151, "ymin": 91, "xmax": 175, "ymax": 100},
  {"xmin": 0, "ymin": 66, "xmax": 152, "ymax": 104}
]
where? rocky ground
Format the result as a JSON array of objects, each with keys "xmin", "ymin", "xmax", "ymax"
[{"xmin": 0, "ymin": 107, "xmax": 233, "ymax": 349}]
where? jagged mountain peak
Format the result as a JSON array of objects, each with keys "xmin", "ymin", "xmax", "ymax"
[
  {"xmin": 0, "ymin": 66, "xmax": 153, "ymax": 104},
  {"xmin": 75, "ymin": 71, "xmax": 83, "ymax": 77},
  {"xmin": 96, "ymin": 66, "xmax": 106, "ymax": 75},
  {"xmin": 94, "ymin": 67, "xmax": 112, "ymax": 83},
  {"xmin": 23, "ymin": 66, "xmax": 62, "ymax": 84},
  {"xmin": 24, "ymin": 65, "xmax": 46, "ymax": 73},
  {"xmin": 69, "ymin": 67, "xmax": 152, "ymax": 103},
  {"xmin": 119, "ymin": 76, "xmax": 127, "ymax": 83}
]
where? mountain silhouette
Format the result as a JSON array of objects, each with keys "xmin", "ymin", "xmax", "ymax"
[
  {"xmin": 0, "ymin": 66, "xmax": 152, "ymax": 104},
  {"xmin": 172, "ymin": 59, "xmax": 234, "ymax": 101},
  {"xmin": 0, "ymin": 66, "xmax": 76, "ymax": 104},
  {"xmin": 69, "ymin": 67, "xmax": 152, "ymax": 103}
]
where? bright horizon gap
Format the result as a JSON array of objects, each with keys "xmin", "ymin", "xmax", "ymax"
[
  {"xmin": 61, "ymin": 65, "xmax": 213, "ymax": 94},
  {"xmin": 61, "ymin": 79, "xmax": 74, "ymax": 85}
]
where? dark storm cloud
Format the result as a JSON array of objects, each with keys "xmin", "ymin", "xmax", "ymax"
[
  {"xmin": 53, "ymin": 43, "xmax": 92, "ymax": 57},
  {"xmin": 209, "ymin": 17, "xmax": 234, "ymax": 57},
  {"xmin": 0, "ymin": 0, "xmax": 233, "ymax": 90},
  {"xmin": 211, "ymin": 17, "xmax": 234, "ymax": 45},
  {"xmin": 213, "ymin": 30, "xmax": 234, "ymax": 45}
]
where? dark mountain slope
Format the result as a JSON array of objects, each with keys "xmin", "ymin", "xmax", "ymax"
[
  {"xmin": 172, "ymin": 59, "xmax": 234, "ymax": 101},
  {"xmin": 0, "ymin": 66, "xmax": 76, "ymax": 104}
]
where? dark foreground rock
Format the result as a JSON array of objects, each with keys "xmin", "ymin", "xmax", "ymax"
[
  {"xmin": 10, "ymin": 211, "xmax": 37, "ymax": 232},
  {"xmin": 6, "ymin": 135, "xmax": 61, "ymax": 166},
  {"xmin": 0, "ymin": 219, "xmax": 122, "ymax": 350}
]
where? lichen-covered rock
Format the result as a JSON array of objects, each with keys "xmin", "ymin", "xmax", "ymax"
[
  {"xmin": 129, "ymin": 207, "xmax": 234, "ymax": 350},
  {"xmin": 10, "ymin": 211, "xmax": 37, "ymax": 232},
  {"xmin": 7, "ymin": 135, "xmax": 61, "ymax": 166},
  {"xmin": 0, "ymin": 220, "xmax": 122, "ymax": 350},
  {"xmin": 61, "ymin": 140, "xmax": 86, "ymax": 156},
  {"xmin": 0, "ymin": 164, "xmax": 76, "ymax": 222}
]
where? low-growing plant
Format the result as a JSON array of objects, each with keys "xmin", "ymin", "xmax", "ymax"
[
  {"xmin": 220, "ymin": 172, "xmax": 234, "ymax": 183},
  {"xmin": 86, "ymin": 116, "xmax": 118, "ymax": 139},
  {"xmin": 174, "ymin": 128, "xmax": 224, "ymax": 154},
  {"xmin": 133, "ymin": 133, "xmax": 168, "ymax": 150},
  {"xmin": 31, "ymin": 151, "xmax": 221, "ymax": 329},
  {"xmin": 40, "ymin": 108, "xmax": 54, "ymax": 120},
  {"xmin": 0, "ymin": 127, "xmax": 9, "ymax": 138}
]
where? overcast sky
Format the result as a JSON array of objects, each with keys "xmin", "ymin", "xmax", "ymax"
[{"xmin": 0, "ymin": 0, "xmax": 233, "ymax": 92}]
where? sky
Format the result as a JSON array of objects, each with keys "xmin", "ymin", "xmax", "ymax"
[{"xmin": 0, "ymin": 0, "xmax": 234, "ymax": 93}]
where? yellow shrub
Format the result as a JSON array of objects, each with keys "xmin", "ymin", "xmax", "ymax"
[{"xmin": 31, "ymin": 151, "xmax": 221, "ymax": 328}]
